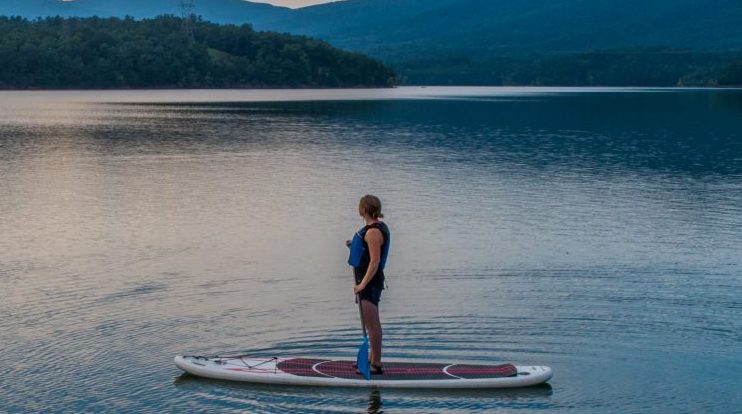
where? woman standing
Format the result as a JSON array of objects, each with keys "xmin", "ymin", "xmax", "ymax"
[{"xmin": 347, "ymin": 194, "xmax": 390, "ymax": 375}]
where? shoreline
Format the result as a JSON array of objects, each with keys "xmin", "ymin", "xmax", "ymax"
[
  {"xmin": 2, "ymin": 84, "xmax": 741, "ymax": 92},
  {"xmin": 1, "ymin": 86, "xmax": 741, "ymax": 105}
]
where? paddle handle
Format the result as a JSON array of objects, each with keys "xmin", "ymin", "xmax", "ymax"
[{"xmin": 357, "ymin": 294, "xmax": 367, "ymax": 338}]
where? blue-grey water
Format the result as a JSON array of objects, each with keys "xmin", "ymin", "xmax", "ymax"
[{"xmin": 1, "ymin": 87, "xmax": 741, "ymax": 413}]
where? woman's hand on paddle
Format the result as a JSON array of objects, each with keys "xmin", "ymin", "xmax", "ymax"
[{"xmin": 353, "ymin": 283, "xmax": 366, "ymax": 294}]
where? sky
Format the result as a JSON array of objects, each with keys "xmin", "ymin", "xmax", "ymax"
[{"xmin": 250, "ymin": 0, "xmax": 339, "ymax": 8}]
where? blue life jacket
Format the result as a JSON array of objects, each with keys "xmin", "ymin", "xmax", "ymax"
[{"xmin": 348, "ymin": 222, "xmax": 390, "ymax": 271}]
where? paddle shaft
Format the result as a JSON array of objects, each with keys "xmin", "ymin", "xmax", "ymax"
[{"xmin": 357, "ymin": 294, "xmax": 367, "ymax": 337}]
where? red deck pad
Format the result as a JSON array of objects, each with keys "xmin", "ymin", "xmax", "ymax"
[{"xmin": 276, "ymin": 359, "xmax": 518, "ymax": 381}]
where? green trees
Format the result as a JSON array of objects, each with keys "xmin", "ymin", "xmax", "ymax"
[
  {"xmin": 2, "ymin": 15, "xmax": 739, "ymax": 87},
  {"xmin": 0, "ymin": 16, "xmax": 397, "ymax": 89},
  {"xmin": 713, "ymin": 59, "xmax": 742, "ymax": 86},
  {"xmin": 394, "ymin": 50, "xmax": 742, "ymax": 86}
]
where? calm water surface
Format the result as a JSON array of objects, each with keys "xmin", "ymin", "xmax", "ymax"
[{"xmin": 1, "ymin": 87, "xmax": 741, "ymax": 413}]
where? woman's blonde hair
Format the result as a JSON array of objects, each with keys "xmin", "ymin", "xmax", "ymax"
[{"xmin": 359, "ymin": 194, "xmax": 384, "ymax": 219}]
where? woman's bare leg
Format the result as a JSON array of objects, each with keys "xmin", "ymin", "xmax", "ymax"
[{"xmin": 361, "ymin": 299, "xmax": 382, "ymax": 366}]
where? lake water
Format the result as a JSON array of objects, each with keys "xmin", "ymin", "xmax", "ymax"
[{"xmin": 1, "ymin": 87, "xmax": 741, "ymax": 413}]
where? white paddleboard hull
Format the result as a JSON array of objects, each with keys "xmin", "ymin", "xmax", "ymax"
[{"xmin": 174, "ymin": 355, "xmax": 552, "ymax": 389}]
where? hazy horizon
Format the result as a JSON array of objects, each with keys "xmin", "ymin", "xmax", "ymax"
[{"xmin": 249, "ymin": 0, "xmax": 339, "ymax": 8}]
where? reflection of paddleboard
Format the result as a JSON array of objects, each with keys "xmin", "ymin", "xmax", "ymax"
[{"xmin": 174, "ymin": 355, "xmax": 552, "ymax": 388}]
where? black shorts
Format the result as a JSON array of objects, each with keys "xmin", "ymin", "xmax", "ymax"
[{"xmin": 359, "ymin": 285, "xmax": 383, "ymax": 306}]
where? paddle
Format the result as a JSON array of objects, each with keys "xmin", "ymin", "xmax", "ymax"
[{"xmin": 356, "ymin": 294, "xmax": 371, "ymax": 380}]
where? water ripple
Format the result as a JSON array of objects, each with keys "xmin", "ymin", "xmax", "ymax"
[{"xmin": 2, "ymin": 89, "xmax": 741, "ymax": 413}]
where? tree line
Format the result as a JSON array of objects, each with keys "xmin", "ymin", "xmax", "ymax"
[
  {"xmin": 394, "ymin": 49, "xmax": 742, "ymax": 87},
  {"xmin": 0, "ymin": 16, "xmax": 398, "ymax": 89}
]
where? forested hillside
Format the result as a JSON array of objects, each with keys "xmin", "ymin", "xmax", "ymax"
[
  {"xmin": 396, "ymin": 50, "xmax": 742, "ymax": 86},
  {"xmin": 0, "ymin": 16, "xmax": 397, "ymax": 89}
]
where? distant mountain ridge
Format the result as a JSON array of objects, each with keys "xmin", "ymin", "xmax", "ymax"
[
  {"xmin": 260, "ymin": 0, "xmax": 742, "ymax": 59},
  {"xmin": 4, "ymin": 0, "xmax": 742, "ymax": 59},
  {"xmin": 3, "ymin": 0, "xmax": 742, "ymax": 85},
  {"xmin": 0, "ymin": 0, "xmax": 289, "ymax": 24}
]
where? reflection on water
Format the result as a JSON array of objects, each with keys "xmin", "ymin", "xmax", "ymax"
[
  {"xmin": 367, "ymin": 389, "xmax": 382, "ymax": 414},
  {"xmin": 1, "ymin": 87, "xmax": 741, "ymax": 413},
  {"xmin": 172, "ymin": 372, "xmax": 554, "ymax": 413}
]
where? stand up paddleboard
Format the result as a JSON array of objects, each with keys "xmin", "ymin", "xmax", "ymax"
[{"xmin": 174, "ymin": 355, "xmax": 552, "ymax": 388}]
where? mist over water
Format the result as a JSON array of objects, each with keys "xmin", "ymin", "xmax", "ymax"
[{"xmin": 1, "ymin": 87, "xmax": 741, "ymax": 413}]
